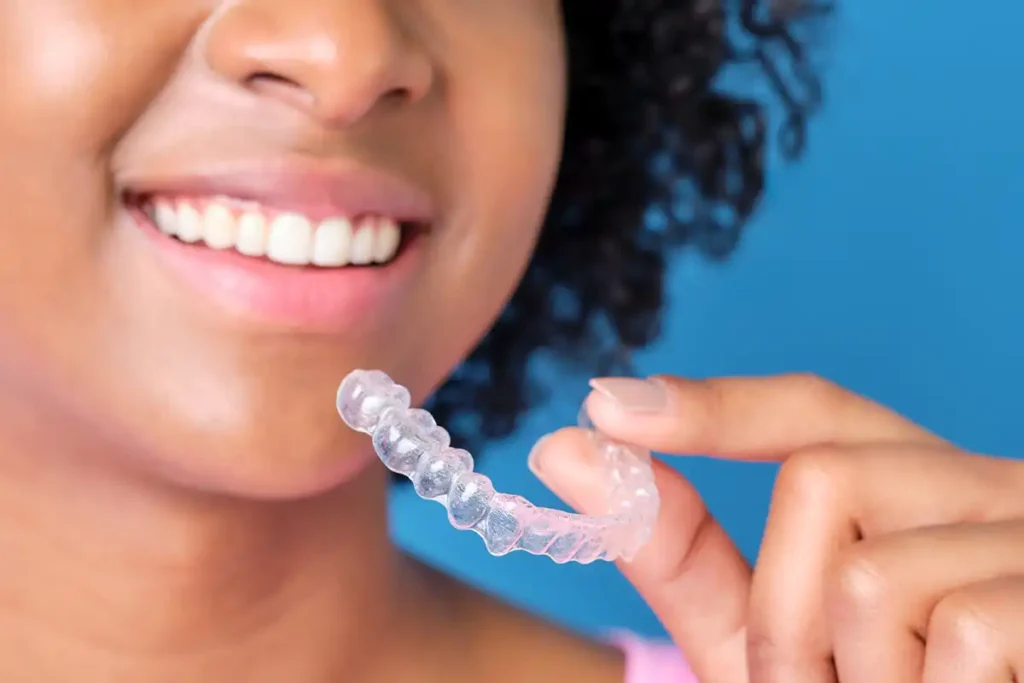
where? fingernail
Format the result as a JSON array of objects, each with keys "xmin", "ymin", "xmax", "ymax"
[
  {"xmin": 527, "ymin": 434, "xmax": 553, "ymax": 479},
  {"xmin": 588, "ymin": 377, "xmax": 667, "ymax": 413}
]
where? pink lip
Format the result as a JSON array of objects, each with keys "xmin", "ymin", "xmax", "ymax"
[{"xmin": 120, "ymin": 164, "xmax": 434, "ymax": 333}]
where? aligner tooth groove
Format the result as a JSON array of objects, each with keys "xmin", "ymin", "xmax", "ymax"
[{"xmin": 336, "ymin": 369, "xmax": 659, "ymax": 564}]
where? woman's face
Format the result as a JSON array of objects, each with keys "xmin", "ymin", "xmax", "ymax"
[{"xmin": 0, "ymin": 1, "xmax": 565, "ymax": 496}]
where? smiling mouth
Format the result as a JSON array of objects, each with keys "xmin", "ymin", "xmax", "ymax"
[{"xmin": 124, "ymin": 193, "xmax": 424, "ymax": 268}]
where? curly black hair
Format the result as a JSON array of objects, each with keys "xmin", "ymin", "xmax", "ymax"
[{"xmin": 425, "ymin": 0, "xmax": 832, "ymax": 452}]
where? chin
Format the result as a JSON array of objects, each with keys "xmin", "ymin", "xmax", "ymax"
[
  {"xmin": 123, "ymin": 417, "xmax": 382, "ymax": 501},
  {"xmin": 43, "ymin": 344, "xmax": 389, "ymax": 501}
]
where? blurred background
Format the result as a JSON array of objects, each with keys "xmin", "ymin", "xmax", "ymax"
[{"xmin": 392, "ymin": 0, "xmax": 1024, "ymax": 638}]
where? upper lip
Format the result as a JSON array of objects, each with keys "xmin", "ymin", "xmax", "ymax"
[{"xmin": 120, "ymin": 160, "xmax": 436, "ymax": 224}]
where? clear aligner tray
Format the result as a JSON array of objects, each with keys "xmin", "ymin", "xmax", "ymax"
[{"xmin": 337, "ymin": 370, "xmax": 659, "ymax": 564}]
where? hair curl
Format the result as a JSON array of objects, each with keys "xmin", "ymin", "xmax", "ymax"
[{"xmin": 424, "ymin": 0, "xmax": 832, "ymax": 453}]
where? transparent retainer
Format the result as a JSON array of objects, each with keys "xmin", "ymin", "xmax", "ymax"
[{"xmin": 337, "ymin": 370, "xmax": 660, "ymax": 564}]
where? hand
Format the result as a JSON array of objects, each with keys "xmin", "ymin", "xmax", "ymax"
[{"xmin": 528, "ymin": 373, "xmax": 1024, "ymax": 683}]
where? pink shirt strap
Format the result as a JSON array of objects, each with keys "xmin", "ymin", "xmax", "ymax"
[{"xmin": 609, "ymin": 632, "xmax": 699, "ymax": 683}]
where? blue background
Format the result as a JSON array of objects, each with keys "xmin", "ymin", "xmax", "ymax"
[{"xmin": 392, "ymin": 1, "xmax": 1024, "ymax": 638}]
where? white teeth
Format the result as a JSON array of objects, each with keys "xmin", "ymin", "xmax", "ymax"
[
  {"xmin": 176, "ymin": 204, "xmax": 204, "ymax": 243},
  {"xmin": 144, "ymin": 199, "xmax": 407, "ymax": 267},
  {"xmin": 267, "ymin": 213, "xmax": 314, "ymax": 265},
  {"xmin": 374, "ymin": 218, "xmax": 401, "ymax": 264},
  {"xmin": 312, "ymin": 218, "xmax": 353, "ymax": 267},
  {"xmin": 235, "ymin": 212, "xmax": 267, "ymax": 257},
  {"xmin": 203, "ymin": 204, "xmax": 236, "ymax": 250},
  {"xmin": 350, "ymin": 222, "xmax": 376, "ymax": 265},
  {"xmin": 154, "ymin": 203, "xmax": 178, "ymax": 235}
]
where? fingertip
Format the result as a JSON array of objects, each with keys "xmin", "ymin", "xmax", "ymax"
[{"xmin": 527, "ymin": 427, "xmax": 607, "ymax": 514}]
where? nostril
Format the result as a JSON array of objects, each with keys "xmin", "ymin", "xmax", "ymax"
[
  {"xmin": 246, "ymin": 72, "xmax": 316, "ymax": 109},
  {"xmin": 247, "ymin": 71, "xmax": 302, "ymax": 90},
  {"xmin": 249, "ymin": 71, "xmax": 296, "ymax": 85},
  {"xmin": 379, "ymin": 87, "xmax": 412, "ymax": 107}
]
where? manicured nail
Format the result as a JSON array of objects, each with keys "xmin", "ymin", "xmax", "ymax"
[
  {"xmin": 588, "ymin": 377, "xmax": 667, "ymax": 413},
  {"xmin": 527, "ymin": 434, "xmax": 553, "ymax": 478}
]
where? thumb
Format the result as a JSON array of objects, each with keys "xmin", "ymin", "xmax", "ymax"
[{"xmin": 528, "ymin": 428, "xmax": 750, "ymax": 683}]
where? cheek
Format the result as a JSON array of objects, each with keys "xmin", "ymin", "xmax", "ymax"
[
  {"xmin": 419, "ymin": 15, "xmax": 566, "ymax": 372},
  {"xmin": 0, "ymin": 3, "xmax": 226, "ymax": 467},
  {"xmin": 0, "ymin": 3, "xmax": 206, "ymax": 155},
  {"xmin": 0, "ymin": 1, "xmax": 208, "ymax": 314}
]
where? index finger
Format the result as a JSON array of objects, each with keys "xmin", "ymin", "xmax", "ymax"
[{"xmin": 583, "ymin": 373, "xmax": 943, "ymax": 459}]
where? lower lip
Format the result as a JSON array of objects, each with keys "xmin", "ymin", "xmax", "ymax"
[{"xmin": 126, "ymin": 208, "xmax": 426, "ymax": 332}]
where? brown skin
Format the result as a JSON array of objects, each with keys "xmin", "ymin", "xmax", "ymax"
[
  {"xmin": 0, "ymin": 1, "xmax": 622, "ymax": 681},
  {"xmin": 8, "ymin": 3, "xmax": 1014, "ymax": 681},
  {"xmin": 540, "ymin": 374, "xmax": 1024, "ymax": 683}
]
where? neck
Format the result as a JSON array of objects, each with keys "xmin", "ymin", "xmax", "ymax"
[{"xmin": 0, "ymin": 391, "xmax": 423, "ymax": 683}]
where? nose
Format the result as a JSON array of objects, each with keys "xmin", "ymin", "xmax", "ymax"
[{"xmin": 200, "ymin": 0, "xmax": 435, "ymax": 126}]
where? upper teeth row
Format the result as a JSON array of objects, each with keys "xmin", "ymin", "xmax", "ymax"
[{"xmin": 145, "ymin": 199, "xmax": 403, "ymax": 267}]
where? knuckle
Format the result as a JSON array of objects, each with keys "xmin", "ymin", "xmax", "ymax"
[
  {"xmin": 780, "ymin": 372, "xmax": 860, "ymax": 428},
  {"xmin": 775, "ymin": 445, "xmax": 846, "ymax": 503},
  {"xmin": 746, "ymin": 625, "xmax": 811, "ymax": 677},
  {"xmin": 746, "ymin": 626, "xmax": 789, "ymax": 669},
  {"xmin": 827, "ymin": 547, "xmax": 891, "ymax": 619},
  {"xmin": 929, "ymin": 592, "xmax": 1001, "ymax": 656},
  {"xmin": 783, "ymin": 372, "xmax": 844, "ymax": 406}
]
